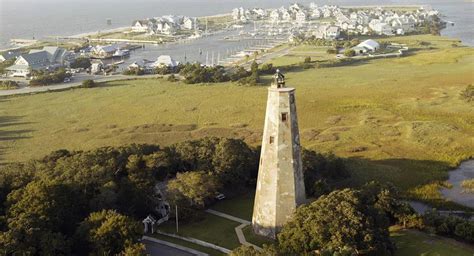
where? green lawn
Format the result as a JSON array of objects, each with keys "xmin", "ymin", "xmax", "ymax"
[
  {"xmin": 0, "ymin": 35, "xmax": 473, "ymax": 204},
  {"xmin": 211, "ymin": 192, "xmax": 254, "ymax": 221},
  {"xmin": 392, "ymin": 229, "xmax": 474, "ymax": 256},
  {"xmin": 157, "ymin": 213, "xmax": 241, "ymax": 249}
]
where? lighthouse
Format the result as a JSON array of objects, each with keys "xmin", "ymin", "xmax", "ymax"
[{"xmin": 252, "ymin": 70, "xmax": 306, "ymax": 239}]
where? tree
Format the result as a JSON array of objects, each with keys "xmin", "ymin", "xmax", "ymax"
[
  {"xmin": 70, "ymin": 57, "xmax": 92, "ymax": 69},
  {"xmin": 278, "ymin": 188, "xmax": 393, "ymax": 255},
  {"xmin": 81, "ymin": 79, "xmax": 96, "ymax": 88},
  {"xmin": 1, "ymin": 180, "xmax": 82, "ymax": 255},
  {"xmin": 167, "ymin": 171, "xmax": 219, "ymax": 208},
  {"xmin": 212, "ymin": 138, "xmax": 258, "ymax": 187},
  {"xmin": 76, "ymin": 210, "xmax": 142, "ymax": 255},
  {"xmin": 231, "ymin": 245, "xmax": 279, "ymax": 256},
  {"xmin": 344, "ymin": 49, "xmax": 356, "ymax": 57},
  {"xmin": 119, "ymin": 242, "xmax": 147, "ymax": 255},
  {"xmin": 301, "ymin": 149, "xmax": 350, "ymax": 197}
]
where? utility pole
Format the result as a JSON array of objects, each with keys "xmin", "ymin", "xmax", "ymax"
[{"xmin": 175, "ymin": 205, "xmax": 179, "ymax": 233}]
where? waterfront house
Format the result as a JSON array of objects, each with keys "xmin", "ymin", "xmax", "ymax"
[
  {"xmin": 90, "ymin": 43, "xmax": 128, "ymax": 59},
  {"xmin": 132, "ymin": 20, "xmax": 149, "ymax": 33},
  {"xmin": 0, "ymin": 51, "xmax": 21, "ymax": 63},
  {"xmin": 252, "ymin": 8, "xmax": 267, "ymax": 19},
  {"xmin": 281, "ymin": 9, "xmax": 292, "ymax": 22},
  {"xmin": 154, "ymin": 55, "xmax": 179, "ymax": 68},
  {"xmin": 90, "ymin": 61, "xmax": 104, "ymax": 74},
  {"xmin": 270, "ymin": 9, "xmax": 281, "ymax": 22},
  {"xmin": 182, "ymin": 17, "xmax": 196, "ymax": 30},
  {"xmin": 6, "ymin": 47, "xmax": 75, "ymax": 77},
  {"xmin": 296, "ymin": 11, "xmax": 307, "ymax": 23},
  {"xmin": 128, "ymin": 59, "xmax": 155, "ymax": 73},
  {"xmin": 311, "ymin": 9, "xmax": 321, "ymax": 19}
]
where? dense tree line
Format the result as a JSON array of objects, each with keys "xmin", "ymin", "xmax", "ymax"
[
  {"xmin": 421, "ymin": 211, "xmax": 474, "ymax": 243},
  {"xmin": 29, "ymin": 68, "xmax": 71, "ymax": 86},
  {"xmin": 0, "ymin": 138, "xmax": 260, "ymax": 254},
  {"xmin": 232, "ymin": 182, "xmax": 415, "ymax": 256},
  {"xmin": 179, "ymin": 63, "xmax": 230, "ymax": 83},
  {"xmin": 0, "ymin": 136, "xmax": 352, "ymax": 254}
]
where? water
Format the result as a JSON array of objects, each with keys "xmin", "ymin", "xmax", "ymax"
[
  {"xmin": 0, "ymin": 0, "xmax": 473, "ymax": 49},
  {"xmin": 441, "ymin": 160, "xmax": 474, "ymax": 208}
]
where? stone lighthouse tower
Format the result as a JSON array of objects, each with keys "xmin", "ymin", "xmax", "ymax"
[{"xmin": 252, "ymin": 70, "xmax": 306, "ymax": 239}]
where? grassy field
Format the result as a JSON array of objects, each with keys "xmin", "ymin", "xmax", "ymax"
[
  {"xmin": 0, "ymin": 35, "xmax": 473, "ymax": 202},
  {"xmin": 391, "ymin": 229, "xmax": 474, "ymax": 256},
  {"xmin": 267, "ymin": 45, "xmax": 333, "ymax": 66},
  {"xmin": 157, "ymin": 213, "xmax": 241, "ymax": 249},
  {"xmin": 210, "ymin": 192, "xmax": 254, "ymax": 221}
]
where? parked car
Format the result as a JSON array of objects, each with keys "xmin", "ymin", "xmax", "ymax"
[
  {"xmin": 215, "ymin": 193, "xmax": 226, "ymax": 200},
  {"xmin": 64, "ymin": 77, "xmax": 71, "ymax": 83}
]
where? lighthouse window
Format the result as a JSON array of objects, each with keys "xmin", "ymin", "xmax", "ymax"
[
  {"xmin": 269, "ymin": 136, "xmax": 274, "ymax": 144},
  {"xmin": 281, "ymin": 113, "xmax": 288, "ymax": 122}
]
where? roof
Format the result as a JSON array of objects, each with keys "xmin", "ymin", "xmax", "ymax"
[
  {"xmin": 155, "ymin": 55, "xmax": 179, "ymax": 67},
  {"xmin": 21, "ymin": 51, "xmax": 50, "ymax": 65},
  {"xmin": 5, "ymin": 64, "xmax": 30, "ymax": 71},
  {"xmin": 0, "ymin": 51, "xmax": 21, "ymax": 61},
  {"xmin": 357, "ymin": 39, "xmax": 380, "ymax": 50}
]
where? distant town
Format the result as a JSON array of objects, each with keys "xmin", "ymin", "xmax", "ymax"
[{"xmin": 0, "ymin": 2, "xmax": 447, "ymax": 93}]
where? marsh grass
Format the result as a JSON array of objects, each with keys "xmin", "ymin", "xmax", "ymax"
[{"xmin": 0, "ymin": 35, "xmax": 472, "ymax": 205}]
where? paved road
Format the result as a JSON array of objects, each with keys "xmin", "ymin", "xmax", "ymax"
[
  {"xmin": 240, "ymin": 45, "xmax": 295, "ymax": 70},
  {"xmin": 142, "ymin": 238, "xmax": 203, "ymax": 256},
  {"xmin": 0, "ymin": 73, "xmax": 162, "ymax": 97}
]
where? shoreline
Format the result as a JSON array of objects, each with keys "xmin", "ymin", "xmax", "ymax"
[{"xmin": 1, "ymin": 4, "xmax": 431, "ymax": 51}]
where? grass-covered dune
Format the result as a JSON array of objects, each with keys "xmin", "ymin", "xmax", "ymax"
[{"xmin": 1, "ymin": 35, "xmax": 473, "ymax": 201}]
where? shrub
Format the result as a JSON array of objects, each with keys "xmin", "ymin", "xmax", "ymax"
[
  {"xmin": 460, "ymin": 84, "xmax": 473, "ymax": 102},
  {"xmin": 180, "ymin": 63, "xmax": 229, "ymax": 84},
  {"xmin": 326, "ymin": 48, "xmax": 338, "ymax": 54},
  {"xmin": 29, "ymin": 68, "xmax": 71, "ymax": 86},
  {"xmin": 122, "ymin": 68, "xmax": 144, "ymax": 76},
  {"xmin": 81, "ymin": 79, "xmax": 95, "ymax": 88},
  {"xmin": 344, "ymin": 49, "xmax": 356, "ymax": 57},
  {"xmin": 167, "ymin": 74, "xmax": 178, "ymax": 82},
  {"xmin": 0, "ymin": 80, "xmax": 19, "ymax": 90},
  {"xmin": 304, "ymin": 56, "xmax": 311, "ymax": 63},
  {"xmin": 155, "ymin": 66, "xmax": 172, "ymax": 75},
  {"xmin": 260, "ymin": 63, "xmax": 275, "ymax": 74}
]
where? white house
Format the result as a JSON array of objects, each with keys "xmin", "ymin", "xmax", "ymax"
[
  {"xmin": 289, "ymin": 3, "xmax": 303, "ymax": 13},
  {"xmin": 281, "ymin": 9, "xmax": 292, "ymax": 21},
  {"xmin": 296, "ymin": 11, "xmax": 307, "ymax": 23},
  {"xmin": 352, "ymin": 39, "xmax": 380, "ymax": 55},
  {"xmin": 270, "ymin": 9, "xmax": 281, "ymax": 22},
  {"xmin": 131, "ymin": 20, "xmax": 149, "ymax": 32},
  {"xmin": 6, "ymin": 47, "xmax": 75, "ymax": 77},
  {"xmin": 325, "ymin": 26, "xmax": 341, "ymax": 39},
  {"xmin": 182, "ymin": 17, "xmax": 196, "ymax": 30},
  {"xmin": 252, "ymin": 8, "xmax": 266, "ymax": 19},
  {"xmin": 311, "ymin": 9, "xmax": 321, "ymax": 19}
]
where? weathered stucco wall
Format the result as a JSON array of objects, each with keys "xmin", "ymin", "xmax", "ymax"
[{"xmin": 252, "ymin": 84, "xmax": 306, "ymax": 239}]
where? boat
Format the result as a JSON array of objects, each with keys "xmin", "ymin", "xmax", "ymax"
[{"xmin": 113, "ymin": 49, "xmax": 130, "ymax": 57}]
